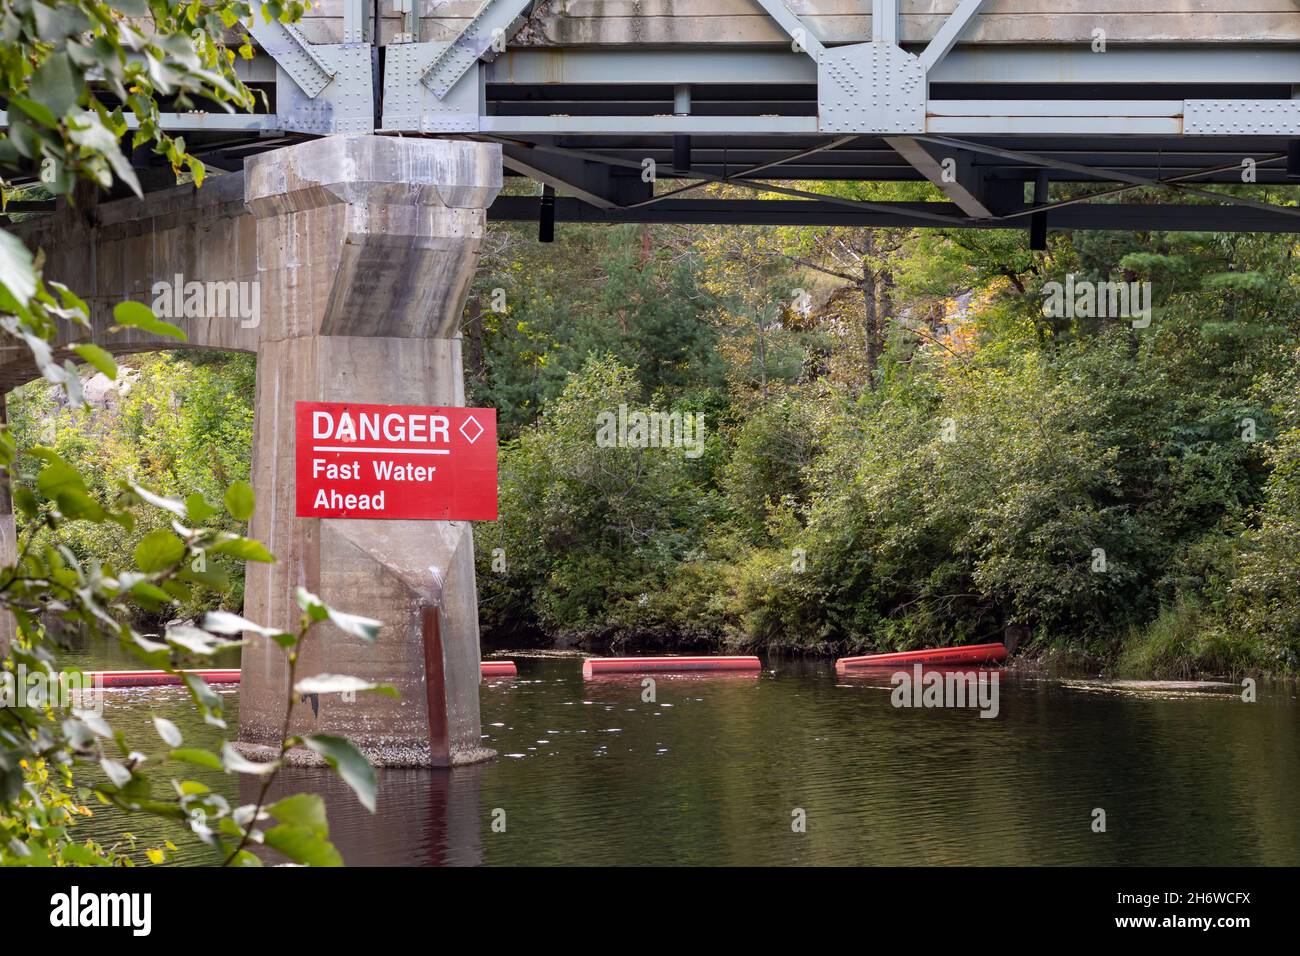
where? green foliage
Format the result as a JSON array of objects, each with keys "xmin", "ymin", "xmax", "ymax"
[
  {"xmin": 1116, "ymin": 598, "xmax": 1259, "ymax": 680},
  {"xmin": 7, "ymin": 353, "xmax": 256, "ymax": 627},
  {"xmin": 466, "ymin": 223, "xmax": 726, "ymax": 436},
  {"xmin": 1224, "ymin": 348, "xmax": 1300, "ymax": 666},
  {"xmin": 1, "ymin": 1, "xmax": 379, "ymax": 869},
  {"xmin": 0, "ymin": 447, "xmax": 383, "ymax": 866},
  {"xmin": 476, "ymin": 203, "xmax": 1300, "ymax": 675},
  {"xmin": 477, "ymin": 355, "xmax": 722, "ymax": 646}
]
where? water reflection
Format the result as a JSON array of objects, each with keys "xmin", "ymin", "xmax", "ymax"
[
  {"xmin": 242, "ymin": 766, "xmax": 485, "ymax": 867},
  {"xmin": 79, "ymin": 656, "xmax": 1300, "ymax": 866}
]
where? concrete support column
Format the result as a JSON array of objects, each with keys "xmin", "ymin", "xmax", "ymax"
[{"xmin": 238, "ymin": 136, "xmax": 501, "ymax": 767}]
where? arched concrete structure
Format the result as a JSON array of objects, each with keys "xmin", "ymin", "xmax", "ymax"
[{"xmin": 5, "ymin": 136, "xmax": 503, "ymax": 767}]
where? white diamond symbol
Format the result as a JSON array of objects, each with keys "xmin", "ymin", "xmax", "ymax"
[{"xmin": 459, "ymin": 415, "xmax": 484, "ymax": 444}]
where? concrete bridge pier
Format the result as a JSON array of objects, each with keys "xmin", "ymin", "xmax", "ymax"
[{"xmin": 238, "ymin": 136, "xmax": 502, "ymax": 767}]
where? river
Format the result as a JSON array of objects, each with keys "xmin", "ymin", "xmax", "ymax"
[{"xmin": 75, "ymin": 655, "xmax": 1299, "ymax": 866}]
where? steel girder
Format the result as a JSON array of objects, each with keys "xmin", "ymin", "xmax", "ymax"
[
  {"xmin": 488, "ymin": 196, "xmax": 1300, "ymax": 235},
  {"xmin": 4, "ymin": 3, "xmax": 1299, "ymax": 234}
]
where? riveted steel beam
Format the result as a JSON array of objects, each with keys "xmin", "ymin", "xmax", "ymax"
[
  {"xmin": 919, "ymin": 0, "xmax": 987, "ymax": 74},
  {"xmin": 751, "ymin": 0, "xmax": 825, "ymax": 61},
  {"xmin": 242, "ymin": 12, "xmax": 332, "ymax": 98},
  {"xmin": 422, "ymin": 0, "xmax": 535, "ymax": 100},
  {"xmin": 1185, "ymin": 100, "xmax": 1300, "ymax": 136}
]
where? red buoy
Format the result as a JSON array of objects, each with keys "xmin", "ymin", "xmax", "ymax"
[
  {"xmin": 87, "ymin": 669, "xmax": 242, "ymax": 688},
  {"xmin": 480, "ymin": 660, "xmax": 517, "ymax": 678},
  {"xmin": 835, "ymin": 643, "xmax": 1007, "ymax": 672},
  {"xmin": 582, "ymin": 656, "xmax": 761, "ymax": 678}
]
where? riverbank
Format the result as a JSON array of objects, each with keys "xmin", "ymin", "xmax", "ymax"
[{"xmin": 484, "ymin": 620, "xmax": 1297, "ymax": 682}]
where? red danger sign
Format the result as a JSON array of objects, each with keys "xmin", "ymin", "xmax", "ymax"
[{"xmin": 295, "ymin": 401, "xmax": 498, "ymax": 520}]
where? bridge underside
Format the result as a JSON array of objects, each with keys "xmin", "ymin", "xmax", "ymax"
[{"xmin": 4, "ymin": 1, "xmax": 1299, "ymax": 234}]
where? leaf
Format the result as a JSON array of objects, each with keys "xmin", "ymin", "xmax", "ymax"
[
  {"xmin": 224, "ymin": 479, "xmax": 255, "ymax": 521},
  {"xmin": 183, "ymin": 674, "xmax": 225, "ymax": 729},
  {"xmin": 60, "ymin": 843, "xmax": 111, "ymax": 866},
  {"xmin": 303, "ymin": 734, "xmax": 377, "ymax": 812},
  {"xmin": 160, "ymin": 579, "xmax": 192, "ymax": 603},
  {"xmin": 112, "ymin": 300, "xmax": 186, "ymax": 340},
  {"xmin": 130, "ymin": 482, "xmax": 189, "ymax": 519},
  {"xmin": 221, "ymin": 742, "xmax": 279, "ymax": 776},
  {"xmin": 50, "ymin": 281, "xmax": 89, "ymax": 317},
  {"xmin": 179, "ymin": 563, "xmax": 231, "ymax": 591},
  {"xmin": 56, "ymin": 488, "xmax": 106, "ymax": 521},
  {"xmin": 295, "ymin": 587, "xmax": 329, "ymax": 623},
  {"xmin": 0, "ymin": 230, "xmax": 38, "ymax": 307},
  {"xmin": 12, "ymin": 486, "xmax": 38, "ymax": 520},
  {"xmin": 71, "ymin": 343, "xmax": 117, "ymax": 378},
  {"xmin": 35, "ymin": 453, "xmax": 86, "ymax": 500},
  {"xmin": 134, "ymin": 528, "xmax": 185, "ymax": 572},
  {"xmin": 100, "ymin": 758, "xmax": 131, "ymax": 788},
  {"xmin": 208, "ymin": 536, "xmax": 274, "ymax": 562},
  {"xmin": 267, "ymin": 794, "xmax": 328, "ymax": 836},
  {"xmin": 185, "ymin": 492, "xmax": 218, "ymax": 524},
  {"xmin": 165, "ymin": 623, "xmax": 241, "ymax": 656},
  {"xmin": 296, "ymin": 588, "xmax": 382, "ymax": 643},
  {"xmin": 130, "ymin": 580, "xmax": 175, "ymax": 608},
  {"xmin": 327, "ymin": 608, "xmax": 382, "ymax": 644},
  {"xmin": 130, "ymin": 631, "xmax": 170, "ymax": 668},
  {"xmin": 202, "ymin": 610, "xmax": 289, "ymax": 640},
  {"xmin": 145, "ymin": 848, "xmax": 165, "ymax": 864},
  {"xmin": 5, "ymin": 95, "xmax": 58, "ymax": 130},
  {"xmin": 293, "ymin": 674, "xmax": 398, "ymax": 697},
  {"xmin": 152, "ymin": 716, "xmax": 182, "ymax": 748},
  {"xmin": 228, "ymin": 850, "xmax": 263, "ymax": 867},
  {"xmin": 264, "ymin": 825, "xmax": 343, "ymax": 867},
  {"xmin": 67, "ymin": 109, "xmax": 141, "ymax": 196},
  {"xmin": 29, "ymin": 51, "xmax": 79, "ymax": 120},
  {"xmin": 170, "ymin": 748, "xmax": 222, "ymax": 771}
]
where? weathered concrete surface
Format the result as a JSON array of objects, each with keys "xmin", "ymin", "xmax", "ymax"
[
  {"xmin": 1, "ymin": 174, "xmax": 259, "ymax": 391},
  {"xmin": 238, "ymin": 136, "xmax": 501, "ymax": 767}
]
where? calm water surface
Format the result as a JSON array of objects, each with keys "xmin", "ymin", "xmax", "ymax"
[{"xmin": 82, "ymin": 656, "xmax": 1300, "ymax": 866}]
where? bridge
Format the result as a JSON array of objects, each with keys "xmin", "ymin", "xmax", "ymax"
[{"xmin": 3, "ymin": 0, "xmax": 1298, "ymax": 766}]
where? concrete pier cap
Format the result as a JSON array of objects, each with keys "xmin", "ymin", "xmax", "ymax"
[{"xmin": 237, "ymin": 135, "xmax": 502, "ymax": 768}]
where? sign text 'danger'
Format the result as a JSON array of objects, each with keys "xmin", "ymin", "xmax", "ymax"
[{"xmin": 295, "ymin": 401, "xmax": 498, "ymax": 520}]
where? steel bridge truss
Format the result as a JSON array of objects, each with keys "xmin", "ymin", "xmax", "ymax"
[{"xmin": 4, "ymin": 0, "xmax": 1300, "ymax": 236}]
